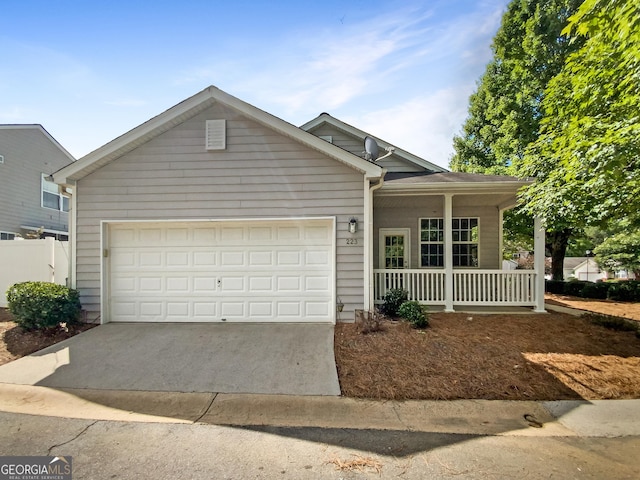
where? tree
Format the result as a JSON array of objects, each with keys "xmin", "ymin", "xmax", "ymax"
[
  {"xmin": 594, "ymin": 231, "xmax": 640, "ymax": 278},
  {"xmin": 451, "ymin": 0, "xmax": 583, "ymax": 173},
  {"xmin": 450, "ymin": 0, "xmax": 584, "ymax": 279},
  {"xmin": 521, "ymin": 0, "xmax": 640, "ymax": 242}
]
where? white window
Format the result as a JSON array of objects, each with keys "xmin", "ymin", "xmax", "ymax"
[
  {"xmin": 42, "ymin": 174, "xmax": 69, "ymax": 212},
  {"xmin": 0, "ymin": 232, "xmax": 16, "ymax": 240},
  {"xmin": 420, "ymin": 218, "xmax": 479, "ymax": 267}
]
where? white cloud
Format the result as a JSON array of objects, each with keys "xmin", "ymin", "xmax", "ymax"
[
  {"xmin": 350, "ymin": 85, "xmax": 476, "ymax": 169},
  {"xmin": 174, "ymin": 6, "xmax": 437, "ymax": 116}
]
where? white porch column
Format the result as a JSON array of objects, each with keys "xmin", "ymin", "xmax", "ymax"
[
  {"xmin": 533, "ymin": 216, "xmax": 546, "ymax": 312},
  {"xmin": 444, "ymin": 193, "xmax": 454, "ymax": 312}
]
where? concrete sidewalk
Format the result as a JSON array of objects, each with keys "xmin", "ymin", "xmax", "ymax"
[{"xmin": 1, "ymin": 383, "xmax": 639, "ymax": 438}]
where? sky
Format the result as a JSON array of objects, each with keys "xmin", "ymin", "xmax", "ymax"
[{"xmin": 1, "ymin": 0, "xmax": 509, "ymax": 169}]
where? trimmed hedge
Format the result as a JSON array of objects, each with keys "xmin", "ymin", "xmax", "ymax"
[
  {"xmin": 581, "ymin": 282, "xmax": 609, "ymax": 300},
  {"xmin": 564, "ymin": 280, "xmax": 588, "ymax": 297},
  {"xmin": 6, "ymin": 281, "xmax": 81, "ymax": 330},
  {"xmin": 607, "ymin": 281, "xmax": 640, "ymax": 302},
  {"xmin": 545, "ymin": 280, "xmax": 565, "ymax": 294},
  {"xmin": 545, "ymin": 279, "xmax": 640, "ymax": 302}
]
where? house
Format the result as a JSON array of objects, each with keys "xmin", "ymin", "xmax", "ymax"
[
  {"xmin": 52, "ymin": 86, "xmax": 546, "ymax": 324},
  {"xmin": 0, "ymin": 125, "xmax": 75, "ymax": 240},
  {"xmin": 563, "ymin": 257, "xmax": 604, "ymax": 282}
]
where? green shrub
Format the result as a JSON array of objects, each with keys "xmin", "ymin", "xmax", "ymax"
[
  {"xmin": 580, "ymin": 281, "xmax": 609, "ymax": 300},
  {"xmin": 398, "ymin": 300, "xmax": 429, "ymax": 329},
  {"xmin": 6, "ymin": 282, "xmax": 81, "ymax": 330},
  {"xmin": 607, "ymin": 281, "xmax": 640, "ymax": 302},
  {"xmin": 564, "ymin": 280, "xmax": 588, "ymax": 297},
  {"xmin": 380, "ymin": 288, "xmax": 408, "ymax": 317},
  {"xmin": 545, "ymin": 280, "xmax": 565, "ymax": 294}
]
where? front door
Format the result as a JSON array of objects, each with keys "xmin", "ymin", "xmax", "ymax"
[{"xmin": 379, "ymin": 228, "xmax": 410, "ymax": 269}]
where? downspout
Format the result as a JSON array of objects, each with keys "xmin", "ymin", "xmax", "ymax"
[
  {"xmin": 365, "ymin": 169, "xmax": 386, "ymax": 311},
  {"xmin": 59, "ymin": 181, "xmax": 77, "ymax": 289}
]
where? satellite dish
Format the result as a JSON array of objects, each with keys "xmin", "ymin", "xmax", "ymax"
[{"xmin": 364, "ymin": 136, "xmax": 379, "ymax": 161}]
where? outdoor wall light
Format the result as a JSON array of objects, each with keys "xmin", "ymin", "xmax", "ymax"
[{"xmin": 348, "ymin": 218, "xmax": 358, "ymax": 234}]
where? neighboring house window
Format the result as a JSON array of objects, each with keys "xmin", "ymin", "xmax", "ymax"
[
  {"xmin": 0, "ymin": 232, "xmax": 16, "ymax": 240},
  {"xmin": 420, "ymin": 218, "xmax": 479, "ymax": 267},
  {"xmin": 41, "ymin": 174, "xmax": 69, "ymax": 212}
]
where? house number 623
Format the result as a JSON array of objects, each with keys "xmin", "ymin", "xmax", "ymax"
[{"xmin": 346, "ymin": 238, "xmax": 358, "ymax": 245}]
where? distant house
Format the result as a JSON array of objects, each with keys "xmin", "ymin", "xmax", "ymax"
[
  {"xmin": 0, "ymin": 125, "xmax": 75, "ymax": 240},
  {"xmin": 563, "ymin": 257, "xmax": 604, "ymax": 282},
  {"xmin": 52, "ymin": 86, "xmax": 547, "ymax": 324}
]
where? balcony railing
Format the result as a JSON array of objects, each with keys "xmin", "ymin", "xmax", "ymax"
[{"xmin": 373, "ymin": 269, "xmax": 538, "ymax": 307}]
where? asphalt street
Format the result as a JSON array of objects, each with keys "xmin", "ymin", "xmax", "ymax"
[{"xmin": 1, "ymin": 411, "xmax": 639, "ymax": 479}]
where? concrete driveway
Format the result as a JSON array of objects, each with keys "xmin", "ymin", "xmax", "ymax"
[{"xmin": 0, "ymin": 323, "xmax": 341, "ymax": 396}]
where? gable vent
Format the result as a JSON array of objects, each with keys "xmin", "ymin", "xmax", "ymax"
[{"xmin": 206, "ymin": 119, "xmax": 226, "ymax": 150}]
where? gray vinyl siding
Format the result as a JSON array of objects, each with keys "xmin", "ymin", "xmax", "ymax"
[
  {"xmin": 0, "ymin": 127, "xmax": 70, "ymax": 236},
  {"xmin": 76, "ymin": 105, "xmax": 365, "ymax": 320},
  {"xmin": 309, "ymin": 125, "xmax": 423, "ymax": 173},
  {"xmin": 373, "ymin": 194, "xmax": 501, "ymax": 270}
]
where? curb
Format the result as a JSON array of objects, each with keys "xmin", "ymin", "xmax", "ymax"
[{"xmin": 2, "ymin": 384, "xmax": 639, "ymax": 438}]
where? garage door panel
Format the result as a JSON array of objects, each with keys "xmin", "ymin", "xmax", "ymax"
[
  {"xmin": 249, "ymin": 251, "xmax": 273, "ymax": 266},
  {"xmin": 194, "ymin": 302, "xmax": 217, "ymax": 317},
  {"xmin": 277, "ymin": 251, "xmax": 301, "ymax": 266},
  {"xmin": 306, "ymin": 301, "xmax": 331, "ymax": 317},
  {"xmin": 221, "ymin": 251, "xmax": 245, "ymax": 266},
  {"xmin": 108, "ymin": 219, "xmax": 334, "ymax": 323},
  {"xmin": 249, "ymin": 302, "xmax": 273, "ymax": 317},
  {"xmin": 249, "ymin": 277, "xmax": 273, "ymax": 291}
]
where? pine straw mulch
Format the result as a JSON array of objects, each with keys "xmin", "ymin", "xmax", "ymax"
[
  {"xmin": 546, "ymin": 293, "xmax": 640, "ymax": 321},
  {"xmin": 334, "ymin": 312, "xmax": 640, "ymax": 401},
  {"xmin": 0, "ymin": 308, "xmax": 96, "ymax": 367}
]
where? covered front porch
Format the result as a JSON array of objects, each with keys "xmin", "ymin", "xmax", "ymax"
[{"xmin": 369, "ymin": 172, "xmax": 546, "ymax": 312}]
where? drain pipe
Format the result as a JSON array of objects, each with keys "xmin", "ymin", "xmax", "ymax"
[{"xmin": 364, "ymin": 169, "xmax": 386, "ymax": 311}]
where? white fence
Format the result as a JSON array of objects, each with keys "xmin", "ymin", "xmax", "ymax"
[{"xmin": 0, "ymin": 238, "xmax": 69, "ymax": 307}]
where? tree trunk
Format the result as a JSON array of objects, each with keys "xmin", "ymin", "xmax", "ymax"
[{"xmin": 547, "ymin": 228, "xmax": 572, "ymax": 281}]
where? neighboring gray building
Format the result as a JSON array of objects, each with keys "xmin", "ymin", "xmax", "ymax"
[
  {"xmin": 53, "ymin": 86, "xmax": 546, "ymax": 323},
  {"xmin": 0, "ymin": 125, "xmax": 75, "ymax": 240}
]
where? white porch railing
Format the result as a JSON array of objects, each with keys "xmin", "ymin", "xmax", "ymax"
[
  {"xmin": 373, "ymin": 269, "xmax": 537, "ymax": 307},
  {"xmin": 374, "ymin": 269, "xmax": 445, "ymax": 304}
]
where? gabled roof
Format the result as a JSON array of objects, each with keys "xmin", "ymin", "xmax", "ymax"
[
  {"xmin": 53, "ymin": 86, "xmax": 383, "ymax": 185},
  {"xmin": 0, "ymin": 124, "xmax": 76, "ymax": 163},
  {"xmin": 564, "ymin": 257, "xmax": 598, "ymax": 272},
  {"xmin": 300, "ymin": 113, "xmax": 447, "ymax": 173}
]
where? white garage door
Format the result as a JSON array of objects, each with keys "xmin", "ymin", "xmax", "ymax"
[{"xmin": 107, "ymin": 219, "xmax": 335, "ymax": 323}]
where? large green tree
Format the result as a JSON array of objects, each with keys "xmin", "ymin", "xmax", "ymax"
[
  {"xmin": 521, "ymin": 0, "xmax": 640, "ymax": 230},
  {"xmin": 450, "ymin": 0, "xmax": 584, "ymax": 279},
  {"xmin": 594, "ymin": 230, "xmax": 640, "ymax": 279}
]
